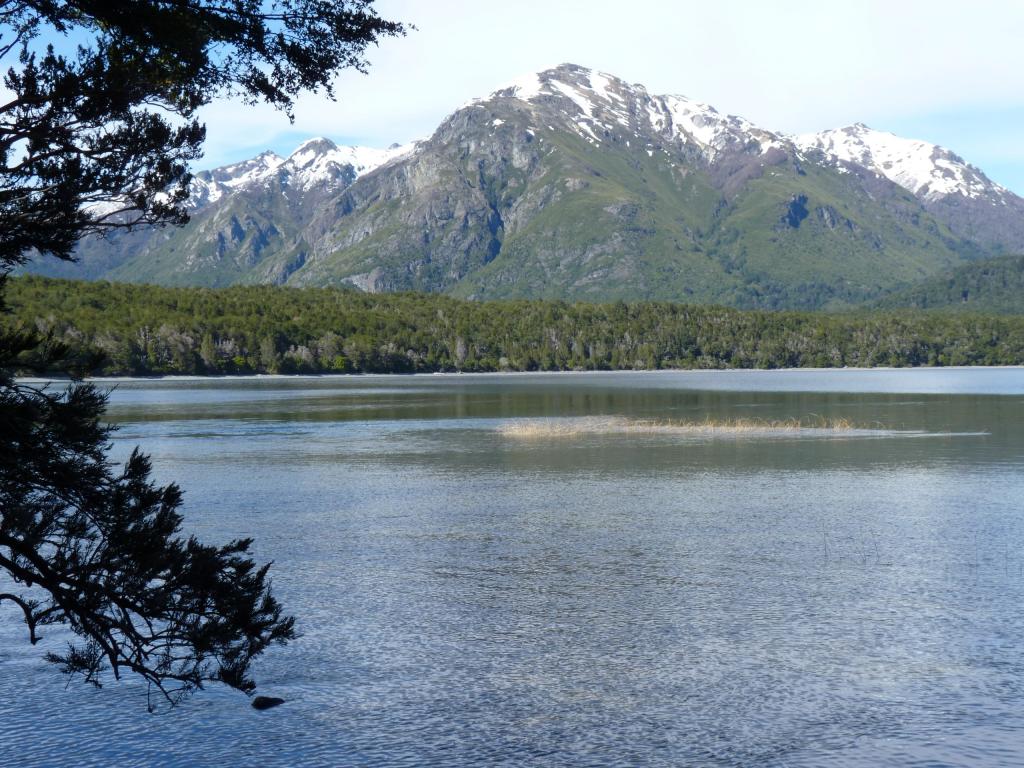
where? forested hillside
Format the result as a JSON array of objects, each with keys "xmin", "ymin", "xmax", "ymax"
[
  {"xmin": 878, "ymin": 255, "xmax": 1024, "ymax": 314},
  {"xmin": 8, "ymin": 276, "xmax": 1024, "ymax": 375}
]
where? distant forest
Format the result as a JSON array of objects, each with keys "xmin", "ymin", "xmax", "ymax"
[
  {"xmin": 7, "ymin": 276, "xmax": 1024, "ymax": 376},
  {"xmin": 876, "ymin": 254, "xmax": 1024, "ymax": 314}
]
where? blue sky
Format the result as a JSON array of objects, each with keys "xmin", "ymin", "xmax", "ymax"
[{"xmin": 193, "ymin": 1, "xmax": 1024, "ymax": 195}]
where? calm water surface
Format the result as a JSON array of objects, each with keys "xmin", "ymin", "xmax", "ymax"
[{"xmin": 4, "ymin": 369, "xmax": 1024, "ymax": 766}]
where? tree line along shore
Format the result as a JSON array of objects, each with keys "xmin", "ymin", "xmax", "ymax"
[{"xmin": 7, "ymin": 275, "xmax": 1024, "ymax": 376}]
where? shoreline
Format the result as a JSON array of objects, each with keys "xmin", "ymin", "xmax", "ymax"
[{"xmin": 18, "ymin": 364, "xmax": 1024, "ymax": 384}]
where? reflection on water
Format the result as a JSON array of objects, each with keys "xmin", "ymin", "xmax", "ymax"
[{"xmin": 4, "ymin": 370, "xmax": 1024, "ymax": 767}]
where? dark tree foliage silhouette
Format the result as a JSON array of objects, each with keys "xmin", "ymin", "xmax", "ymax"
[
  {"xmin": 0, "ymin": 0, "xmax": 405, "ymax": 705},
  {"xmin": 0, "ymin": 337, "xmax": 296, "ymax": 703}
]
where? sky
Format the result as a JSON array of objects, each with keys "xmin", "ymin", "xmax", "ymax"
[
  {"xmin": 25, "ymin": 1, "xmax": 1024, "ymax": 193},
  {"xmin": 196, "ymin": 0, "xmax": 1024, "ymax": 193}
]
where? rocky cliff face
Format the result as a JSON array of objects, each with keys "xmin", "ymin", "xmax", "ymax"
[{"xmin": 28, "ymin": 64, "xmax": 1024, "ymax": 309}]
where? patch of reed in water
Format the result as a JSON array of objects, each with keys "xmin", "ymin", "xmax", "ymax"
[{"xmin": 497, "ymin": 415, "xmax": 866, "ymax": 439}]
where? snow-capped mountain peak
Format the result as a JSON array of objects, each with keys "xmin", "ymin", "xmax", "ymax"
[
  {"xmin": 795, "ymin": 123, "xmax": 1008, "ymax": 203},
  {"xmin": 190, "ymin": 151, "xmax": 284, "ymax": 206},
  {"xmin": 478, "ymin": 65, "xmax": 1010, "ymax": 205},
  {"xmin": 281, "ymin": 138, "xmax": 417, "ymax": 188},
  {"xmin": 484, "ymin": 63, "xmax": 635, "ymax": 136},
  {"xmin": 188, "ymin": 138, "xmax": 418, "ymax": 207},
  {"xmin": 186, "ymin": 67, "xmax": 1014, "ymax": 220},
  {"xmin": 482, "ymin": 63, "xmax": 786, "ymax": 159},
  {"xmin": 654, "ymin": 93, "xmax": 786, "ymax": 158},
  {"xmin": 277, "ymin": 137, "xmax": 352, "ymax": 191}
]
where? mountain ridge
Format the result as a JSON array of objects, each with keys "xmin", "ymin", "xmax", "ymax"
[{"xmin": 25, "ymin": 63, "xmax": 1024, "ymax": 310}]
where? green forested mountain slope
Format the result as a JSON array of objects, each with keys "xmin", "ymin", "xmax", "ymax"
[{"xmin": 877, "ymin": 255, "xmax": 1024, "ymax": 313}]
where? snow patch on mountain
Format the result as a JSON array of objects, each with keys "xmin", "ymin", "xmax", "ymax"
[
  {"xmin": 662, "ymin": 97, "xmax": 723, "ymax": 148},
  {"xmin": 588, "ymin": 71, "xmax": 622, "ymax": 107},
  {"xmin": 482, "ymin": 64, "xmax": 786, "ymax": 160},
  {"xmin": 191, "ymin": 151, "xmax": 284, "ymax": 206},
  {"xmin": 499, "ymin": 72, "xmax": 545, "ymax": 100},
  {"xmin": 279, "ymin": 138, "xmax": 416, "ymax": 191},
  {"xmin": 478, "ymin": 63, "xmax": 1012, "ymax": 196},
  {"xmin": 189, "ymin": 138, "xmax": 416, "ymax": 208},
  {"xmin": 655, "ymin": 95, "xmax": 787, "ymax": 159},
  {"xmin": 795, "ymin": 123, "xmax": 1008, "ymax": 203}
]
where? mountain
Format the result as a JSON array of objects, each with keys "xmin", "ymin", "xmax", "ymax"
[
  {"xmin": 796, "ymin": 123, "xmax": 1024, "ymax": 254},
  {"xmin": 30, "ymin": 138, "xmax": 415, "ymax": 285},
  {"xmin": 188, "ymin": 139, "xmax": 415, "ymax": 206},
  {"xmin": 26, "ymin": 64, "xmax": 1024, "ymax": 309},
  {"xmin": 876, "ymin": 254, "xmax": 1024, "ymax": 314}
]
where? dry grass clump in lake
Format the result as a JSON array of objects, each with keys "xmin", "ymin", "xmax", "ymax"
[{"xmin": 497, "ymin": 415, "xmax": 860, "ymax": 438}]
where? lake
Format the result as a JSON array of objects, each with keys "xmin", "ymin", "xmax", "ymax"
[{"xmin": 4, "ymin": 369, "xmax": 1024, "ymax": 767}]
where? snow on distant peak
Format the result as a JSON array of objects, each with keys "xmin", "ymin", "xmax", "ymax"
[
  {"xmin": 188, "ymin": 138, "xmax": 417, "ymax": 205},
  {"xmin": 492, "ymin": 72, "xmax": 546, "ymax": 100},
  {"xmin": 481, "ymin": 66, "xmax": 595, "ymax": 114},
  {"xmin": 190, "ymin": 151, "xmax": 285, "ymax": 206},
  {"xmin": 482, "ymin": 63, "xmax": 785, "ymax": 158},
  {"xmin": 471, "ymin": 65, "xmax": 1011, "ymax": 191},
  {"xmin": 654, "ymin": 95, "xmax": 784, "ymax": 158},
  {"xmin": 330, "ymin": 143, "xmax": 418, "ymax": 178},
  {"xmin": 279, "ymin": 137, "xmax": 416, "ymax": 190},
  {"xmin": 286, "ymin": 137, "xmax": 341, "ymax": 170},
  {"xmin": 795, "ymin": 124, "xmax": 1007, "ymax": 202},
  {"xmin": 213, "ymin": 151, "xmax": 286, "ymax": 181}
]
